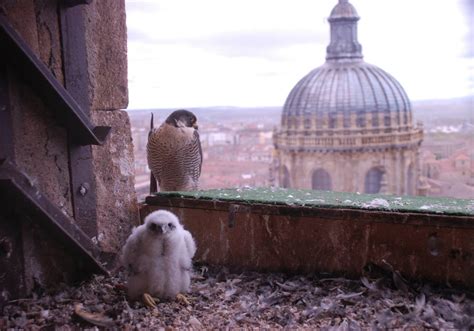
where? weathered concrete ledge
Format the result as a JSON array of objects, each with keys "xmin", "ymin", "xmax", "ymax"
[{"xmin": 142, "ymin": 188, "xmax": 474, "ymax": 288}]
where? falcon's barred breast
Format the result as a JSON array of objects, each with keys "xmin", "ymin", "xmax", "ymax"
[{"xmin": 147, "ymin": 110, "xmax": 202, "ymax": 192}]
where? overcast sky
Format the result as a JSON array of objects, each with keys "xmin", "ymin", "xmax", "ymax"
[{"xmin": 125, "ymin": 0, "xmax": 473, "ymax": 109}]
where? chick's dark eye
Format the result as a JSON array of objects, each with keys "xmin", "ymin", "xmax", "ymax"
[{"xmin": 168, "ymin": 223, "xmax": 175, "ymax": 229}]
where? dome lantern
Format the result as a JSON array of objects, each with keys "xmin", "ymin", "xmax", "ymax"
[{"xmin": 326, "ymin": 0, "xmax": 362, "ymax": 61}]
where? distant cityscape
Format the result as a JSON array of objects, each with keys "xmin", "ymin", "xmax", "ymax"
[{"xmin": 129, "ymin": 96, "xmax": 473, "ymax": 201}]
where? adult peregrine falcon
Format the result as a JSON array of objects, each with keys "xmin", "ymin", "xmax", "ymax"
[{"xmin": 147, "ymin": 110, "xmax": 202, "ymax": 192}]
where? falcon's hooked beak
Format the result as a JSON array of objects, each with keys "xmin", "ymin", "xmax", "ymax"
[{"xmin": 192, "ymin": 122, "xmax": 199, "ymax": 130}]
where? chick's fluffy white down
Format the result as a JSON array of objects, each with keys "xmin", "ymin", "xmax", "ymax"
[{"xmin": 121, "ymin": 210, "xmax": 196, "ymax": 300}]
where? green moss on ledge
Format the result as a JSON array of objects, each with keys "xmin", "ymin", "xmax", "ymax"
[{"xmin": 150, "ymin": 187, "xmax": 474, "ymax": 217}]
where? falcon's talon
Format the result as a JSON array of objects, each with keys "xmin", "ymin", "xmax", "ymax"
[
  {"xmin": 143, "ymin": 293, "xmax": 158, "ymax": 308},
  {"xmin": 176, "ymin": 293, "xmax": 191, "ymax": 305}
]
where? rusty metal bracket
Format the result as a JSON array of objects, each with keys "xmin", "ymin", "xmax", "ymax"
[
  {"xmin": 0, "ymin": 62, "xmax": 13, "ymax": 163},
  {"xmin": 0, "ymin": 159, "xmax": 108, "ymax": 275},
  {"xmin": 59, "ymin": 4, "xmax": 99, "ymax": 237},
  {"xmin": 0, "ymin": 14, "xmax": 110, "ymax": 146}
]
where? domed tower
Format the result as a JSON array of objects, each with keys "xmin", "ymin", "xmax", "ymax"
[{"xmin": 273, "ymin": 0, "xmax": 423, "ymax": 195}]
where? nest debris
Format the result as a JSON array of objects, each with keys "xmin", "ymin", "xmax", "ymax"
[{"xmin": 1, "ymin": 264, "xmax": 473, "ymax": 329}]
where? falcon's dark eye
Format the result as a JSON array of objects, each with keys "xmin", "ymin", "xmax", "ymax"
[{"xmin": 168, "ymin": 223, "xmax": 175, "ymax": 230}]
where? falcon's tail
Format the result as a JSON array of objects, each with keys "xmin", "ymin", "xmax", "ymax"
[
  {"xmin": 149, "ymin": 113, "xmax": 158, "ymax": 194},
  {"xmin": 149, "ymin": 113, "xmax": 154, "ymax": 135}
]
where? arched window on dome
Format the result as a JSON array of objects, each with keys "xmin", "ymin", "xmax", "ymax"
[
  {"xmin": 383, "ymin": 113, "xmax": 391, "ymax": 126},
  {"xmin": 289, "ymin": 117, "xmax": 294, "ymax": 129},
  {"xmin": 281, "ymin": 166, "xmax": 291, "ymax": 188},
  {"xmin": 328, "ymin": 112, "xmax": 337, "ymax": 129},
  {"xmin": 312, "ymin": 168, "xmax": 332, "ymax": 191},
  {"xmin": 304, "ymin": 117, "xmax": 311, "ymax": 130},
  {"xmin": 364, "ymin": 167, "xmax": 384, "ymax": 193},
  {"xmin": 407, "ymin": 163, "xmax": 414, "ymax": 195},
  {"xmin": 329, "ymin": 112, "xmax": 337, "ymax": 129},
  {"xmin": 295, "ymin": 118, "xmax": 300, "ymax": 129},
  {"xmin": 356, "ymin": 111, "xmax": 366, "ymax": 127},
  {"xmin": 343, "ymin": 113, "xmax": 351, "ymax": 128},
  {"xmin": 371, "ymin": 111, "xmax": 379, "ymax": 127},
  {"xmin": 315, "ymin": 112, "xmax": 324, "ymax": 130}
]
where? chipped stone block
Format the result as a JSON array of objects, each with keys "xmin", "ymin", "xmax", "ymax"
[
  {"xmin": 1, "ymin": 0, "xmax": 39, "ymax": 53},
  {"xmin": 34, "ymin": 0, "xmax": 64, "ymax": 84},
  {"xmin": 85, "ymin": 0, "xmax": 128, "ymax": 110},
  {"xmin": 92, "ymin": 110, "xmax": 138, "ymax": 253},
  {"xmin": 21, "ymin": 219, "xmax": 78, "ymax": 293},
  {"xmin": 9, "ymin": 72, "xmax": 74, "ymax": 218}
]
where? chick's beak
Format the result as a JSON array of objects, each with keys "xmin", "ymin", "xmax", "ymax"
[
  {"xmin": 161, "ymin": 225, "xmax": 168, "ymax": 234},
  {"xmin": 149, "ymin": 223, "xmax": 164, "ymax": 234}
]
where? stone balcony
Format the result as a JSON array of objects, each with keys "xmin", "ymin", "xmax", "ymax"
[{"xmin": 274, "ymin": 127, "xmax": 423, "ymax": 152}]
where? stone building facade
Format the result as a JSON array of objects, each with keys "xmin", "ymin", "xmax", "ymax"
[{"xmin": 273, "ymin": 0, "xmax": 423, "ymax": 195}]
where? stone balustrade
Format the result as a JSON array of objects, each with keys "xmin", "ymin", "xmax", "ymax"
[{"xmin": 274, "ymin": 127, "xmax": 423, "ymax": 151}]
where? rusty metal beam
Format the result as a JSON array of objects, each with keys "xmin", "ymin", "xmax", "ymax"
[
  {"xmin": 0, "ymin": 14, "xmax": 109, "ymax": 146},
  {"xmin": 0, "ymin": 62, "xmax": 14, "ymax": 162},
  {"xmin": 0, "ymin": 160, "xmax": 108, "ymax": 276},
  {"xmin": 143, "ymin": 195, "xmax": 474, "ymax": 287},
  {"xmin": 59, "ymin": 4, "xmax": 98, "ymax": 237}
]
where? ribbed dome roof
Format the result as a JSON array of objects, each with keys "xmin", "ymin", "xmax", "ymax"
[
  {"xmin": 281, "ymin": 0, "xmax": 413, "ymax": 131},
  {"xmin": 329, "ymin": 0, "xmax": 359, "ymax": 21},
  {"xmin": 282, "ymin": 61, "xmax": 411, "ymax": 128}
]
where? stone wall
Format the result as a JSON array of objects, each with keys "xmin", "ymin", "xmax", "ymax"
[
  {"xmin": 1, "ymin": 0, "xmax": 136, "ymax": 275},
  {"xmin": 3, "ymin": 0, "xmax": 73, "ymax": 218},
  {"xmin": 85, "ymin": 0, "xmax": 128, "ymax": 110},
  {"xmin": 92, "ymin": 110, "xmax": 138, "ymax": 253}
]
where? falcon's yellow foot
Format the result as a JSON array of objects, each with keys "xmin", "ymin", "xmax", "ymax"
[
  {"xmin": 176, "ymin": 293, "xmax": 191, "ymax": 305},
  {"xmin": 142, "ymin": 293, "xmax": 158, "ymax": 308}
]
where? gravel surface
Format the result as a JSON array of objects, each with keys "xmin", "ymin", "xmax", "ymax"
[{"xmin": 1, "ymin": 264, "xmax": 473, "ymax": 329}]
